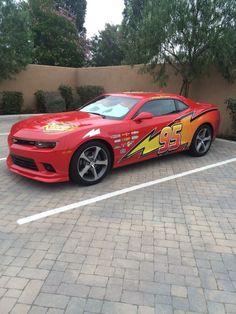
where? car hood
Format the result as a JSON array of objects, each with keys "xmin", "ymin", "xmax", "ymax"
[{"xmin": 11, "ymin": 111, "xmax": 103, "ymax": 139}]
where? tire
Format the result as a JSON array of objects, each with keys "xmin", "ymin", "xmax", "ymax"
[
  {"xmin": 189, "ymin": 124, "xmax": 213, "ymax": 157},
  {"xmin": 69, "ymin": 141, "xmax": 112, "ymax": 185}
]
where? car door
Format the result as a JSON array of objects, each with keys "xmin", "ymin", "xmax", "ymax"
[{"xmin": 121, "ymin": 98, "xmax": 189, "ymax": 163}]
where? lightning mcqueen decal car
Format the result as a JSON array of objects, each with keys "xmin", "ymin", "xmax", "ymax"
[{"xmin": 7, "ymin": 92, "xmax": 220, "ymax": 185}]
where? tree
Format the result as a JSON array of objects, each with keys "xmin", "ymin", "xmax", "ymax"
[
  {"xmin": 123, "ymin": 0, "xmax": 236, "ymax": 96},
  {"xmin": 0, "ymin": 0, "xmax": 32, "ymax": 80},
  {"xmin": 122, "ymin": 0, "xmax": 146, "ymax": 64},
  {"xmin": 55, "ymin": 0, "xmax": 87, "ymax": 33},
  {"xmin": 89, "ymin": 24, "xmax": 124, "ymax": 67},
  {"xmin": 29, "ymin": 0, "xmax": 84, "ymax": 67}
]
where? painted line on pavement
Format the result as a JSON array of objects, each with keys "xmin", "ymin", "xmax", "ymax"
[
  {"xmin": 0, "ymin": 133, "xmax": 9, "ymax": 136},
  {"xmin": 17, "ymin": 157, "xmax": 236, "ymax": 225},
  {"xmin": 0, "ymin": 157, "xmax": 6, "ymax": 161}
]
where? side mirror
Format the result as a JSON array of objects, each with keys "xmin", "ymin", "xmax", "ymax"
[{"xmin": 133, "ymin": 112, "xmax": 154, "ymax": 122}]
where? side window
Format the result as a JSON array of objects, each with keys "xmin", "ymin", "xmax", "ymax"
[
  {"xmin": 137, "ymin": 99, "xmax": 177, "ymax": 117},
  {"xmin": 175, "ymin": 100, "xmax": 189, "ymax": 112}
]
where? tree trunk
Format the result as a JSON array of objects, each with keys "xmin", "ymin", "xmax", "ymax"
[{"xmin": 180, "ymin": 80, "xmax": 190, "ymax": 97}]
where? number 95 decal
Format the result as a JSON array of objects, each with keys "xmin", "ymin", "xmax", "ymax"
[{"xmin": 159, "ymin": 124, "xmax": 182, "ymax": 154}]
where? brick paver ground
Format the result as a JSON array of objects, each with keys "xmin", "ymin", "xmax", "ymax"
[{"xmin": 0, "ymin": 119, "xmax": 236, "ymax": 314}]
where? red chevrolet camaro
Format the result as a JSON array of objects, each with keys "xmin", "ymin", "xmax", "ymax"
[{"xmin": 7, "ymin": 92, "xmax": 220, "ymax": 185}]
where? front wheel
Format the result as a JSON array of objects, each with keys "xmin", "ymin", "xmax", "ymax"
[
  {"xmin": 189, "ymin": 124, "xmax": 213, "ymax": 157},
  {"xmin": 70, "ymin": 141, "xmax": 112, "ymax": 185}
]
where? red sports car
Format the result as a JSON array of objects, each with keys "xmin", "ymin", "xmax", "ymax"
[{"xmin": 7, "ymin": 92, "xmax": 220, "ymax": 185}]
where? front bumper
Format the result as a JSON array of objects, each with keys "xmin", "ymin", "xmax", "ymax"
[{"xmin": 7, "ymin": 143, "xmax": 71, "ymax": 183}]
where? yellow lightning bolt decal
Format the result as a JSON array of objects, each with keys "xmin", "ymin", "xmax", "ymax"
[
  {"xmin": 125, "ymin": 129, "xmax": 163, "ymax": 158},
  {"xmin": 123, "ymin": 113, "xmax": 195, "ymax": 160}
]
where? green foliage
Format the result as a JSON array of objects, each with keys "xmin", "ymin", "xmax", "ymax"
[
  {"xmin": 0, "ymin": 0, "xmax": 32, "ymax": 81},
  {"xmin": 35, "ymin": 90, "xmax": 66, "ymax": 113},
  {"xmin": 29, "ymin": 0, "xmax": 84, "ymax": 67},
  {"xmin": 123, "ymin": 0, "xmax": 236, "ymax": 96},
  {"xmin": 58, "ymin": 85, "xmax": 73, "ymax": 109},
  {"xmin": 225, "ymin": 98, "xmax": 236, "ymax": 133},
  {"xmin": 122, "ymin": 0, "xmax": 146, "ymax": 64},
  {"xmin": 76, "ymin": 85, "xmax": 105, "ymax": 105},
  {"xmin": 55, "ymin": 0, "xmax": 87, "ymax": 33},
  {"xmin": 89, "ymin": 24, "xmax": 124, "ymax": 67},
  {"xmin": 58, "ymin": 84, "xmax": 81, "ymax": 111},
  {"xmin": 1, "ymin": 91, "xmax": 23, "ymax": 115}
]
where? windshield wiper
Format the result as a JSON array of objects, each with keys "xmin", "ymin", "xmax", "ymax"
[{"xmin": 89, "ymin": 112, "xmax": 106, "ymax": 118}]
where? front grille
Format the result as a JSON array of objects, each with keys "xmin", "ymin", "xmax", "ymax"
[
  {"xmin": 11, "ymin": 154, "xmax": 38, "ymax": 171},
  {"xmin": 13, "ymin": 138, "xmax": 35, "ymax": 146}
]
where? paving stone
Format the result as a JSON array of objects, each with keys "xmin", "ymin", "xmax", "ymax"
[
  {"xmin": 5, "ymin": 277, "xmax": 29, "ymax": 289},
  {"xmin": 65, "ymin": 297, "xmax": 86, "ymax": 314},
  {"xmin": 0, "ymin": 297, "xmax": 17, "ymax": 313},
  {"xmin": 85, "ymin": 299, "xmax": 103, "ymax": 313},
  {"xmin": 11, "ymin": 303, "xmax": 31, "ymax": 314},
  {"xmin": 77, "ymin": 274, "xmax": 108, "ymax": 287},
  {"xmin": 207, "ymin": 301, "xmax": 226, "ymax": 314},
  {"xmin": 171, "ymin": 285, "xmax": 187, "ymax": 298},
  {"xmin": 138, "ymin": 306, "xmax": 155, "ymax": 314},
  {"xmin": 57, "ymin": 283, "xmax": 90, "ymax": 298},
  {"xmin": 34, "ymin": 292, "xmax": 69, "ymax": 309},
  {"xmin": 188, "ymin": 287, "xmax": 207, "ymax": 313},
  {"xmin": 18, "ymin": 279, "xmax": 44, "ymax": 304},
  {"xmin": 102, "ymin": 301, "xmax": 137, "ymax": 314},
  {"xmin": 19, "ymin": 268, "xmax": 49, "ymax": 280}
]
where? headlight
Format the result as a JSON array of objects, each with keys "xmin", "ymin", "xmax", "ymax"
[{"xmin": 35, "ymin": 141, "xmax": 56, "ymax": 148}]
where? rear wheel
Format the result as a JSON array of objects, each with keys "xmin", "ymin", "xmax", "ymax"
[
  {"xmin": 70, "ymin": 141, "xmax": 111, "ymax": 185},
  {"xmin": 189, "ymin": 124, "xmax": 213, "ymax": 157}
]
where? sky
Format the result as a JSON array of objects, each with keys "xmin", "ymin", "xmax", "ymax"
[{"xmin": 85, "ymin": 0, "xmax": 125, "ymax": 38}]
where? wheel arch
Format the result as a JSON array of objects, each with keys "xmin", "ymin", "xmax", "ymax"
[{"xmin": 69, "ymin": 138, "xmax": 115, "ymax": 170}]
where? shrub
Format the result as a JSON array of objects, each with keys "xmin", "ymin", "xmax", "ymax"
[
  {"xmin": 1, "ymin": 91, "xmax": 23, "ymax": 114},
  {"xmin": 58, "ymin": 85, "xmax": 82, "ymax": 111},
  {"xmin": 58, "ymin": 85, "xmax": 73, "ymax": 110},
  {"xmin": 76, "ymin": 85, "xmax": 105, "ymax": 105},
  {"xmin": 35, "ymin": 90, "xmax": 46, "ymax": 113},
  {"xmin": 225, "ymin": 98, "xmax": 236, "ymax": 133},
  {"xmin": 35, "ymin": 90, "xmax": 66, "ymax": 113}
]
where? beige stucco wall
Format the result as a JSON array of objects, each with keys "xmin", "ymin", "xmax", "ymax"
[
  {"xmin": 0, "ymin": 64, "xmax": 77, "ymax": 111},
  {"xmin": 0, "ymin": 63, "xmax": 235, "ymax": 136}
]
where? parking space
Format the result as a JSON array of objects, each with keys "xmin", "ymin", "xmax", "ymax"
[{"xmin": 0, "ymin": 118, "xmax": 236, "ymax": 314}]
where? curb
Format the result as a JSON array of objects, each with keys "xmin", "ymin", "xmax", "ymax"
[{"xmin": 0, "ymin": 113, "xmax": 43, "ymax": 121}]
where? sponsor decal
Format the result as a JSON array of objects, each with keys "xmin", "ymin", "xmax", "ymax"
[
  {"xmin": 121, "ymin": 137, "xmax": 131, "ymax": 142},
  {"xmin": 114, "ymin": 145, "xmax": 121, "ymax": 149},
  {"xmin": 114, "ymin": 139, "xmax": 121, "ymax": 143},
  {"xmin": 122, "ymin": 132, "xmax": 130, "ymax": 137},
  {"xmin": 83, "ymin": 128, "xmax": 100, "ymax": 138},
  {"xmin": 131, "ymin": 135, "xmax": 139, "ymax": 140},
  {"xmin": 131, "ymin": 131, "xmax": 139, "ymax": 135},
  {"xmin": 120, "ymin": 148, "xmax": 126, "ymax": 154},
  {"xmin": 43, "ymin": 122, "xmax": 78, "ymax": 133},
  {"xmin": 111, "ymin": 134, "xmax": 121, "ymax": 139},
  {"xmin": 127, "ymin": 141, "xmax": 134, "ymax": 147}
]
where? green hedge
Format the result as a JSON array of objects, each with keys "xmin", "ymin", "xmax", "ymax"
[
  {"xmin": 0, "ymin": 91, "xmax": 23, "ymax": 115},
  {"xmin": 35, "ymin": 90, "xmax": 66, "ymax": 113},
  {"xmin": 76, "ymin": 85, "xmax": 105, "ymax": 105},
  {"xmin": 58, "ymin": 85, "xmax": 81, "ymax": 111}
]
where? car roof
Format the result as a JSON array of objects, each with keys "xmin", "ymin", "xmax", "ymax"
[{"xmin": 104, "ymin": 92, "xmax": 185, "ymax": 100}]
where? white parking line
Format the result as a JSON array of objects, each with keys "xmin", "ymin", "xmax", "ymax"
[
  {"xmin": 0, "ymin": 133, "xmax": 9, "ymax": 136},
  {"xmin": 17, "ymin": 157, "xmax": 236, "ymax": 225},
  {"xmin": 0, "ymin": 157, "xmax": 6, "ymax": 161}
]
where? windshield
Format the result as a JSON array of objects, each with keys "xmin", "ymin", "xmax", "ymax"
[{"xmin": 80, "ymin": 95, "xmax": 140, "ymax": 119}]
